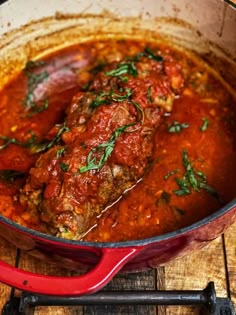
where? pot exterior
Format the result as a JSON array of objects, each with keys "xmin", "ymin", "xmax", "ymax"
[
  {"xmin": 0, "ymin": 203, "xmax": 235, "ymax": 272},
  {"xmin": 0, "ymin": 0, "xmax": 235, "ymax": 295}
]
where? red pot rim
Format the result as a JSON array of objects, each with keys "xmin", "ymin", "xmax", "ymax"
[{"xmin": 0, "ymin": 198, "xmax": 235, "ymax": 248}]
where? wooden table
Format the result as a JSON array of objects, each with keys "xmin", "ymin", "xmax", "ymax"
[{"xmin": 0, "ymin": 222, "xmax": 235, "ymax": 315}]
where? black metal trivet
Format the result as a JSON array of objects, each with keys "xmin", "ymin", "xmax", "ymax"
[{"xmin": 2, "ymin": 282, "xmax": 235, "ymax": 315}]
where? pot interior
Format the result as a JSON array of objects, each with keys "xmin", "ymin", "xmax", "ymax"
[{"xmin": 0, "ymin": 1, "xmax": 236, "ymax": 245}]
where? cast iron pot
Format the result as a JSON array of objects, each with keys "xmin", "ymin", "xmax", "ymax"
[{"xmin": 0, "ymin": 0, "xmax": 235, "ymax": 296}]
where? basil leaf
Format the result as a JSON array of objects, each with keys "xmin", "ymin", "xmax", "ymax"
[
  {"xmin": 168, "ymin": 121, "xmax": 189, "ymax": 133},
  {"xmin": 200, "ymin": 118, "xmax": 209, "ymax": 132},
  {"xmin": 60, "ymin": 163, "xmax": 69, "ymax": 172}
]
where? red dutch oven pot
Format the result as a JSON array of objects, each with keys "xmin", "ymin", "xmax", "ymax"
[
  {"xmin": 0, "ymin": 0, "xmax": 236, "ymax": 296},
  {"xmin": 0, "ymin": 201, "xmax": 236, "ymax": 296}
]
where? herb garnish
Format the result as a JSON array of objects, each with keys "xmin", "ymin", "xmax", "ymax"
[
  {"xmin": 56, "ymin": 147, "xmax": 66, "ymax": 158},
  {"xmin": 0, "ymin": 136, "xmax": 22, "ymax": 150},
  {"xmin": 60, "ymin": 162, "xmax": 69, "ymax": 172},
  {"xmin": 168, "ymin": 121, "xmax": 189, "ymax": 133},
  {"xmin": 143, "ymin": 47, "xmax": 164, "ymax": 62},
  {"xmin": 200, "ymin": 118, "xmax": 209, "ymax": 132},
  {"xmin": 164, "ymin": 169, "xmax": 180, "ymax": 180},
  {"xmin": 105, "ymin": 46, "xmax": 163, "ymax": 81},
  {"xmin": 90, "ymin": 88, "xmax": 133, "ymax": 108},
  {"xmin": 105, "ymin": 61, "xmax": 138, "ymax": 81},
  {"xmin": 23, "ymin": 60, "xmax": 49, "ymax": 113},
  {"xmin": 132, "ymin": 47, "xmax": 164, "ymax": 62},
  {"xmin": 30, "ymin": 123, "xmax": 69, "ymax": 154},
  {"xmin": 79, "ymin": 122, "xmax": 137, "ymax": 173},
  {"xmin": 78, "ymin": 47, "xmax": 164, "ymax": 174},
  {"xmin": 0, "ymin": 131, "xmax": 37, "ymax": 151},
  {"xmin": 173, "ymin": 149, "xmax": 220, "ymax": 200}
]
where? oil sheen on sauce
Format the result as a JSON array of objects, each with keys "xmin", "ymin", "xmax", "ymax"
[{"xmin": 0, "ymin": 39, "xmax": 235, "ymax": 242}]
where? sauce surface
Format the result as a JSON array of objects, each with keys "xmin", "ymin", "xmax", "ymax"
[{"xmin": 0, "ymin": 39, "xmax": 235, "ymax": 242}]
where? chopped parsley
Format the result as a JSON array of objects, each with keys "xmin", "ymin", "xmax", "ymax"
[
  {"xmin": 200, "ymin": 118, "xmax": 209, "ymax": 132},
  {"xmin": 168, "ymin": 121, "xmax": 189, "ymax": 133}
]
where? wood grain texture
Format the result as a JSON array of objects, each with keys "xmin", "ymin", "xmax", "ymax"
[
  {"xmin": 159, "ymin": 235, "xmax": 228, "ymax": 315},
  {"xmin": 224, "ymin": 222, "xmax": 236, "ymax": 306},
  {"xmin": 0, "ymin": 222, "xmax": 235, "ymax": 315},
  {"xmin": 0, "ymin": 237, "xmax": 17, "ymax": 312}
]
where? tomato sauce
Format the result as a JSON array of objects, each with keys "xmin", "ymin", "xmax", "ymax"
[{"xmin": 0, "ymin": 39, "xmax": 235, "ymax": 241}]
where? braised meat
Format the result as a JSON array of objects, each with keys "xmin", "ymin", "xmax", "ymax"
[{"xmin": 20, "ymin": 49, "xmax": 184, "ymax": 239}]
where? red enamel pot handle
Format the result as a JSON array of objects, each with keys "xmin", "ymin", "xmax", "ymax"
[{"xmin": 0, "ymin": 247, "xmax": 139, "ymax": 296}]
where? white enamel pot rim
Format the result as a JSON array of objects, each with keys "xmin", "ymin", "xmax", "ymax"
[{"xmin": 0, "ymin": 0, "xmax": 235, "ymax": 247}]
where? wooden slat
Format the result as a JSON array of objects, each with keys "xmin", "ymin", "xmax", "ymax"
[
  {"xmin": 0, "ymin": 237, "xmax": 18, "ymax": 312},
  {"xmin": 83, "ymin": 270, "xmax": 157, "ymax": 315},
  {"xmin": 0, "ymin": 222, "xmax": 235, "ymax": 315},
  {"xmin": 223, "ymin": 222, "xmax": 236, "ymax": 307},
  {"xmin": 18, "ymin": 251, "xmax": 83, "ymax": 315},
  {"xmin": 163, "ymin": 235, "xmax": 227, "ymax": 315}
]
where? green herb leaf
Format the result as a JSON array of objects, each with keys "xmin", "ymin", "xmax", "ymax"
[
  {"xmin": 30, "ymin": 123, "xmax": 69, "ymax": 154},
  {"xmin": 0, "ymin": 136, "xmax": 22, "ymax": 150},
  {"xmin": 164, "ymin": 169, "xmax": 180, "ymax": 180},
  {"xmin": 78, "ymin": 122, "xmax": 137, "ymax": 174},
  {"xmin": 56, "ymin": 147, "xmax": 66, "ymax": 158},
  {"xmin": 130, "ymin": 100, "xmax": 145, "ymax": 129},
  {"xmin": 0, "ymin": 131, "xmax": 37, "ymax": 151},
  {"xmin": 174, "ymin": 176, "xmax": 191, "ymax": 196},
  {"xmin": 82, "ymin": 80, "xmax": 92, "ymax": 91},
  {"xmin": 199, "ymin": 182, "xmax": 221, "ymax": 200},
  {"xmin": 90, "ymin": 92, "xmax": 111, "ymax": 108},
  {"xmin": 168, "ymin": 121, "xmax": 189, "ymax": 133},
  {"xmin": 144, "ymin": 47, "xmax": 163, "ymax": 62},
  {"xmin": 60, "ymin": 162, "xmax": 69, "ymax": 172},
  {"xmin": 90, "ymin": 88, "xmax": 133, "ymax": 109},
  {"xmin": 132, "ymin": 47, "xmax": 164, "ymax": 62},
  {"xmin": 105, "ymin": 62, "xmax": 138, "ymax": 79},
  {"xmin": 200, "ymin": 118, "xmax": 209, "ymax": 132},
  {"xmin": 174, "ymin": 149, "xmax": 220, "ymax": 200}
]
